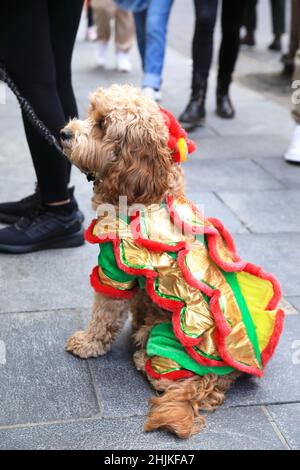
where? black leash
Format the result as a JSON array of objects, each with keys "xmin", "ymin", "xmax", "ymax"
[{"xmin": 0, "ymin": 63, "xmax": 95, "ymax": 182}]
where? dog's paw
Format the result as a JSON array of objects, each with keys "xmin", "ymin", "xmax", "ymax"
[{"xmin": 65, "ymin": 330, "xmax": 105, "ymax": 358}]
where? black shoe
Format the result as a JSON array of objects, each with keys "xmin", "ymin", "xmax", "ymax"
[
  {"xmin": 0, "ymin": 185, "xmax": 83, "ymax": 224},
  {"xmin": 216, "ymin": 93, "xmax": 235, "ymax": 119},
  {"xmin": 240, "ymin": 32, "xmax": 255, "ymax": 47},
  {"xmin": 179, "ymin": 98, "xmax": 206, "ymax": 126},
  {"xmin": 268, "ymin": 36, "xmax": 281, "ymax": 51},
  {"xmin": 179, "ymin": 78, "xmax": 207, "ymax": 126},
  {"xmin": 0, "ymin": 204, "xmax": 84, "ymax": 254}
]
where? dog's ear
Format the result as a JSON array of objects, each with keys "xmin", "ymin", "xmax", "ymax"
[
  {"xmin": 103, "ymin": 114, "xmax": 179, "ymax": 204},
  {"xmin": 89, "ymin": 90, "xmax": 107, "ymax": 130}
]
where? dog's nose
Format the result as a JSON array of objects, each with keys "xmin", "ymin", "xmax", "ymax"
[{"xmin": 60, "ymin": 128, "xmax": 73, "ymax": 141}]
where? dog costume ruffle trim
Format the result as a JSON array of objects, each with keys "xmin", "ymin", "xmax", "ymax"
[{"xmin": 85, "ymin": 195, "xmax": 284, "ymax": 380}]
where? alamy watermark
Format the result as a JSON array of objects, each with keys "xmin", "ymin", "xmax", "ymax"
[
  {"xmin": 94, "ymin": 196, "xmax": 206, "ymax": 241},
  {"xmin": 291, "ymin": 80, "xmax": 300, "ymax": 105},
  {"xmin": 0, "ymin": 80, "xmax": 5, "ymax": 105},
  {"xmin": 0, "ymin": 340, "xmax": 6, "ymax": 365}
]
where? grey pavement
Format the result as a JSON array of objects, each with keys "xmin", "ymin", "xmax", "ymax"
[{"xmin": 0, "ymin": 2, "xmax": 299, "ymax": 450}]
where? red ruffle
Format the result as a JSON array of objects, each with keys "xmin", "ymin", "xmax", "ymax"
[
  {"xmin": 90, "ymin": 265, "xmax": 138, "ymax": 300},
  {"xmin": 145, "ymin": 358, "xmax": 195, "ymax": 380}
]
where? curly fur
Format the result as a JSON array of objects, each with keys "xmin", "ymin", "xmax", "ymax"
[{"xmin": 61, "ymin": 84, "xmax": 237, "ymax": 439}]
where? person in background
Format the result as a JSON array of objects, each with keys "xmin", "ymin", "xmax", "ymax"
[
  {"xmin": 282, "ymin": 0, "xmax": 300, "ymax": 76},
  {"xmin": 134, "ymin": 0, "xmax": 173, "ymax": 101},
  {"xmin": 0, "ymin": 0, "xmax": 84, "ymax": 254},
  {"xmin": 240, "ymin": 0, "xmax": 286, "ymax": 51},
  {"xmin": 91, "ymin": 0, "xmax": 134, "ymax": 72},
  {"xmin": 179, "ymin": 0, "xmax": 246, "ymax": 126},
  {"xmin": 115, "ymin": 0, "xmax": 173, "ymax": 101},
  {"xmin": 284, "ymin": 42, "xmax": 300, "ymax": 163}
]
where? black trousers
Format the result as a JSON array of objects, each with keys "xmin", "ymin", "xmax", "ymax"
[
  {"xmin": 243, "ymin": 0, "xmax": 285, "ymax": 35},
  {"xmin": 0, "ymin": 0, "xmax": 83, "ymax": 204},
  {"xmin": 192, "ymin": 0, "xmax": 246, "ymax": 94}
]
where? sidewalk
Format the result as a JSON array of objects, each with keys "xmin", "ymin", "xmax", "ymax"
[{"xmin": 0, "ymin": 7, "xmax": 300, "ymax": 449}]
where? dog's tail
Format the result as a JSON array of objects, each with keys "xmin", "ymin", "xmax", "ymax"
[{"xmin": 144, "ymin": 373, "xmax": 236, "ymax": 439}]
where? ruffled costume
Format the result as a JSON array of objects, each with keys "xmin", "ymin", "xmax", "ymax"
[{"xmin": 85, "ymin": 107, "xmax": 284, "ymax": 381}]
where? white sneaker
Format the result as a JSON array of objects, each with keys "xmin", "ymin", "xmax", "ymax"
[
  {"xmin": 116, "ymin": 50, "xmax": 132, "ymax": 73},
  {"xmin": 142, "ymin": 87, "xmax": 162, "ymax": 102},
  {"xmin": 96, "ymin": 40, "xmax": 109, "ymax": 68},
  {"xmin": 284, "ymin": 125, "xmax": 300, "ymax": 163}
]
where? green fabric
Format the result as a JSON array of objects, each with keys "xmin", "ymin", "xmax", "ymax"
[
  {"xmin": 147, "ymin": 322, "xmax": 234, "ymax": 376},
  {"xmin": 98, "ymin": 242, "xmax": 136, "ymax": 283},
  {"xmin": 223, "ymin": 271, "xmax": 262, "ymax": 369}
]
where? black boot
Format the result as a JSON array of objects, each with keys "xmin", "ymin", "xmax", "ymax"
[
  {"xmin": 0, "ymin": 201, "xmax": 84, "ymax": 254},
  {"xmin": 0, "ymin": 185, "xmax": 84, "ymax": 224},
  {"xmin": 216, "ymin": 83, "xmax": 235, "ymax": 119},
  {"xmin": 179, "ymin": 78, "xmax": 207, "ymax": 127},
  {"xmin": 268, "ymin": 35, "xmax": 281, "ymax": 52}
]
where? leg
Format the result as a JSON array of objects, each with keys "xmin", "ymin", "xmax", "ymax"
[
  {"xmin": 243, "ymin": 0, "xmax": 258, "ymax": 34},
  {"xmin": 92, "ymin": 0, "xmax": 114, "ymax": 43},
  {"xmin": 179, "ymin": 0, "xmax": 218, "ymax": 125},
  {"xmin": 192, "ymin": 0, "xmax": 218, "ymax": 92},
  {"xmin": 49, "ymin": 0, "xmax": 83, "ymax": 122},
  {"xmin": 133, "ymin": 10, "xmax": 147, "ymax": 67},
  {"xmin": 115, "ymin": 7, "xmax": 135, "ymax": 52},
  {"xmin": 87, "ymin": 2, "xmax": 94, "ymax": 27},
  {"xmin": 270, "ymin": 0, "xmax": 285, "ymax": 36},
  {"xmin": 66, "ymin": 292, "xmax": 129, "ymax": 358},
  {"xmin": 131, "ymin": 290, "xmax": 170, "ymax": 351},
  {"xmin": 48, "ymin": 0, "xmax": 83, "ymax": 183},
  {"xmin": 0, "ymin": 0, "xmax": 75, "ymax": 204},
  {"xmin": 218, "ymin": 0, "xmax": 247, "ymax": 93},
  {"xmin": 269, "ymin": 0, "xmax": 285, "ymax": 50},
  {"xmin": 142, "ymin": 0, "xmax": 174, "ymax": 90}
]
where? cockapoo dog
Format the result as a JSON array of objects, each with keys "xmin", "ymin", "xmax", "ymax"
[{"xmin": 61, "ymin": 85, "xmax": 283, "ymax": 439}]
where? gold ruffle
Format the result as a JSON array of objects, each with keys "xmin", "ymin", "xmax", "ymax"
[
  {"xmin": 150, "ymin": 356, "xmax": 181, "ymax": 374},
  {"xmin": 98, "ymin": 266, "xmax": 136, "ymax": 290}
]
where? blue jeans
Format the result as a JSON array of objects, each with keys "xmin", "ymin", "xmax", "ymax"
[{"xmin": 134, "ymin": 0, "xmax": 173, "ymax": 90}]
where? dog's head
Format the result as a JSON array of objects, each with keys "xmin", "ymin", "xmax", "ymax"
[{"xmin": 61, "ymin": 84, "xmax": 187, "ymax": 205}]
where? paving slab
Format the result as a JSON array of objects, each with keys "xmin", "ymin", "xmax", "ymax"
[
  {"xmin": 204, "ymin": 99, "xmax": 294, "ymax": 139},
  {"xmin": 255, "ymin": 157, "xmax": 300, "ymax": 189},
  {"xmin": 0, "ymin": 406, "xmax": 285, "ymax": 450},
  {"xmin": 0, "ymin": 310, "xmax": 100, "ymax": 426},
  {"xmin": 81, "ymin": 320, "xmax": 152, "ymax": 419},
  {"xmin": 268, "ymin": 404, "xmax": 300, "ymax": 449},
  {"xmin": 0, "ymin": 243, "xmax": 97, "ymax": 313},
  {"xmin": 184, "ymin": 158, "xmax": 283, "ymax": 192},
  {"xmin": 186, "ymin": 134, "xmax": 289, "ymax": 161},
  {"xmin": 219, "ymin": 190, "xmax": 300, "ymax": 233},
  {"xmin": 233, "ymin": 232, "xmax": 300, "ymax": 297},
  {"xmin": 286, "ymin": 296, "xmax": 300, "ymax": 313},
  {"xmin": 225, "ymin": 316, "xmax": 300, "ymax": 407},
  {"xmin": 82, "ymin": 315, "xmax": 300, "ymax": 418},
  {"xmin": 279, "ymin": 297, "xmax": 298, "ymax": 315},
  {"xmin": 185, "ymin": 191, "xmax": 247, "ymax": 233}
]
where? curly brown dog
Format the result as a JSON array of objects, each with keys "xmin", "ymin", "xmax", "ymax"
[{"xmin": 60, "ymin": 84, "xmax": 252, "ymax": 439}]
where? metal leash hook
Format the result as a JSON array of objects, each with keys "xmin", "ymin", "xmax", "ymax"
[{"xmin": 0, "ymin": 63, "xmax": 95, "ymax": 182}]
